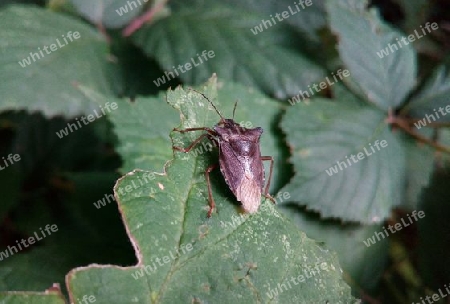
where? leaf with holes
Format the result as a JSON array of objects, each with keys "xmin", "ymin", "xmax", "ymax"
[
  {"xmin": 280, "ymin": 205, "xmax": 388, "ymax": 294},
  {"xmin": 65, "ymin": 79, "xmax": 356, "ymax": 303}
]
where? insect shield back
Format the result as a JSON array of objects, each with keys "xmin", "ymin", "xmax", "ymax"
[{"xmin": 171, "ymin": 87, "xmax": 274, "ymax": 217}]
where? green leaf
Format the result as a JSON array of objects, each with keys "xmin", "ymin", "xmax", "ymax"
[
  {"xmin": 0, "ymin": 172, "xmax": 134, "ymax": 293},
  {"xmin": 66, "ymin": 81, "xmax": 356, "ymax": 303},
  {"xmin": 0, "ymin": 291, "xmax": 66, "ymax": 304},
  {"xmin": 0, "ymin": 112, "xmax": 129, "ymax": 293},
  {"xmin": 280, "ymin": 205, "xmax": 388, "ymax": 294},
  {"xmin": 0, "ymin": 243, "xmax": 78, "ymax": 293},
  {"xmin": 404, "ymin": 57, "xmax": 450, "ymax": 122},
  {"xmin": 234, "ymin": 0, "xmax": 327, "ymax": 43},
  {"xmin": 402, "ymin": 131, "xmax": 435, "ymax": 209},
  {"xmin": 131, "ymin": 6, "xmax": 326, "ymax": 99},
  {"xmin": 6, "ymin": 112, "xmax": 114, "ymax": 176},
  {"xmin": 170, "ymin": 0, "xmax": 327, "ymax": 43},
  {"xmin": 110, "ymin": 40, "xmax": 177, "ymax": 97},
  {"xmin": 76, "ymin": 86, "xmax": 179, "ymax": 174},
  {"xmin": 326, "ymin": 0, "xmax": 416, "ymax": 110},
  {"xmin": 0, "ymin": 5, "xmax": 115, "ymax": 117},
  {"xmin": 68, "ymin": 0, "xmax": 144, "ymax": 28},
  {"xmin": 280, "ymin": 99, "xmax": 406, "ymax": 223}
]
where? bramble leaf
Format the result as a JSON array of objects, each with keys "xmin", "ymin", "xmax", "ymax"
[
  {"xmin": 0, "ymin": 5, "xmax": 115, "ymax": 117},
  {"xmin": 66, "ymin": 78, "xmax": 356, "ymax": 303},
  {"xmin": 131, "ymin": 6, "xmax": 326, "ymax": 99},
  {"xmin": 327, "ymin": 0, "xmax": 416, "ymax": 110},
  {"xmin": 404, "ymin": 58, "xmax": 450, "ymax": 122},
  {"xmin": 280, "ymin": 99, "xmax": 406, "ymax": 223}
]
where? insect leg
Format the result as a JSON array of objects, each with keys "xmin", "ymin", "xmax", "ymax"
[
  {"xmin": 172, "ymin": 128, "xmax": 217, "ymax": 153},
  {"xmin": 173, "ymin": 127, "xmax": 215, "ymax": 133},
  {"xmin": 261, "ymin": 156, "xmax": 275, "ymax": 204},
  {"xmin": 205, "ymin": 164, "xmax": 218, "ymax": 217},
  {"xmin": 173, "ymin": 133, "xmax": 209, "ymax": 153}
]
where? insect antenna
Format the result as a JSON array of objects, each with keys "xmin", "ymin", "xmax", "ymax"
[
  {"xmin": 189, "ymin": 88, "xmax": 225, "ymax": 120},
  {"xmin": 232, "ymin": 101, "xmax": 238, "ymax": 120}
]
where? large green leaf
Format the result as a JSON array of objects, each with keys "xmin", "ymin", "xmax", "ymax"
[
  {"xmin": 404, "ymin": 58, "xmax": 450, "ymax": 123},
  {"xmin": 170, "ymin": 0, "xmax": 327, "ymax": 43},
  {"xmin": 228, "ymin": 0, "xmax": 327, "ymax": 43},
  {"xmin": 280, "ymin": 99, "xmax": 406, "ymax": 223},
  {"xmin": 0, "ymin": 5, "xmax": 115, "ymax": 117},
  {"xmin": 131, "ymin": 6, "xmax": 326, "ymax": 99},
  {"xmin": 66, "ymin": 80, "xmax": 356, "ymax": 303},
  {"xmin": 280, "ymin": 205, "xmax": 388, "ymax": 295},
  {"xmin": 326, "ymin": 0, "xmax": 416, "ymax": 110},
  {"xmin": 333, "ymin": 84, "xmax": 435, "ymax": 210},
  {"xmin": 402, "ymin": 131, "xmax": 435, "ymax": 209}
]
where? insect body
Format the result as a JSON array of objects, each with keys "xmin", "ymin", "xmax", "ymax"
[{"xmin": 173, "ymin": 90, "xmax": 274, "ymax": 217}]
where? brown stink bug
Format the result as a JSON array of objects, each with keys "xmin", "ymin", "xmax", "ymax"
[{"xmin": 172, "ymin": 89, "xmax": 274, "ymax": 217}]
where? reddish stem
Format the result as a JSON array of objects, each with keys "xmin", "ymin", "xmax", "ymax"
[
  {"xmin": 386, "ymin": 108, "xmax": 450, "ymax": 154},
  {"xmin": 122, "ymin": 0, "xmax": 168, "ymax": 37}
]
